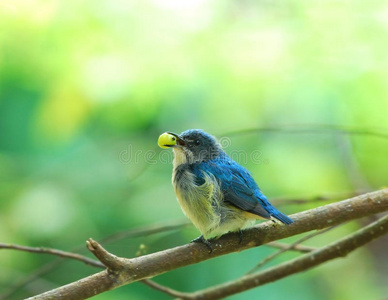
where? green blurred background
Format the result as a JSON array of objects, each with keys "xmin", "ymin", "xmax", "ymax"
[{"xmin": 1, "ymin": 0, "xmax": 388, "ymax": 299}]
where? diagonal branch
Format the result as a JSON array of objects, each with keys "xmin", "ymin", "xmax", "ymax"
[
  {"xmin": 0, "ymin": 239, "xmax": 315, "ymax": 298},
  {"xmin": 0, "ymin": 242, "xmax": 185, "ymax": 299},
  {"xmin": 265, "ymin": 241, "xmax": 316, "ymax": 253},
  {"xmin": 183, "ymin": 214, "xmax": 388, "ymax": 299},
  {"xmin": 26, "ymin": 188, "xmax": 388, "ymax": 300},
  {"xmin": 141, "ymin": 279, "xmax": 193, "ymax": 298},
  {"xmin": 247, "ymin": 226, "xmax": 337, "ymax": 274}
]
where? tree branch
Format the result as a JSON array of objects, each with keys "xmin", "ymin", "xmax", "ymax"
[
  {"xmin": 265, "ymin": 241, "xmax": 316, "ymax": 253},
  {"xmin": 0, "ymin": 242, "xmax": 185, "ymax": 299},
  {"xmin": 99, "ymin": 220, "xmax": 190, "ymax": 245},
  {"xmin": 26, "ymin": 189, "xmax": 388, "ymax": 300},
  {"xmin": 1, "ymin": 239, "xmax": 316, "ymax": 298},
  {"xmin": 182, "ymin": 213, "xmax": 388, "ymax": 299},
  {"xmin": 247, "ymin": 226, "xmax": 337, "ymax": 274},
  {"xmin": 271, "ymin": 190, "xmax": 367, "ymax": 206},
  {"xmin": 0, "ymin": 244, "xmax": 104, "ymax": 268},
  {"xmin": 141, "ymin": 279, "xmax": 193, "ymax": 298},
  {"xmin": 223, "ymin": 125, "xmax": 388, "ymax": 141}
]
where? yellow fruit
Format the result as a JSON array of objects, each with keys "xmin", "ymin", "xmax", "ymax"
[{"xmin": 158, "ymin": 132, "xmax": 176, "ymax": 148}]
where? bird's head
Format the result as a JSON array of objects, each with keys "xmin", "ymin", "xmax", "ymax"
[{"xmin": 158, "ymin": 129, "xmax": 221, "ymax": 164}]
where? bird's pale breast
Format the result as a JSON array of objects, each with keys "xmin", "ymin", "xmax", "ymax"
[{"xmin": 172, "ymin": 166, "xmax": 256, "ymax": 238}]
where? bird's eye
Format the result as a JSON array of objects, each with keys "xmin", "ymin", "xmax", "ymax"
[{"xmin": 195, "ymin": 140, "xmax": 201, "ymax": 145}]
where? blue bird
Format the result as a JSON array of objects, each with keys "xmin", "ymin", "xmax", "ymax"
[{"xmin": 158, "ymin": 129, "xmax": 293, "ymax": 249}]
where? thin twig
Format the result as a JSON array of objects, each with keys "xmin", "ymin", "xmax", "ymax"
[
  {"xmin": 265, "ymin": 241, "xmax": 316, "ymax": 253},
  {"xmin": 272, "ymin": 190, "xmax": 368, "ymax": 206},
  {"xmin": 0, "ymin": 243, "xmax": 104, "ymax": 268},
  {"xmin": 0, "ymin": 260, "xmax": 64, "ymax": 300},
  {"xmin": 99, "ymin": 220, "xmax": 190, "ymax": 244},
  {"xmin": 247, "ymin": 226, "xmax": 337, "ymax": 274},
  {"xmin": 222, "ymin": 125, "xmax": 388, "ymax": 141},
  {"xmin": 142, "ymin": 279, "xmax": 191, "ymax": 298}
]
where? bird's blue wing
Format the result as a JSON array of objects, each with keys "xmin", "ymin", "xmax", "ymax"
[
  {"xmin": 192, "ymin": 155, "xmax": 293, "ymax": 224},
  {"xmin": 192, "ymin": 158, "xmax": 272, "ymax": 220}
]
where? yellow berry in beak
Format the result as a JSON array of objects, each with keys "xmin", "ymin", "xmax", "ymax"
[{"xmin": 158, "ymin": 132, "xmax": 177, "ymax": 149}]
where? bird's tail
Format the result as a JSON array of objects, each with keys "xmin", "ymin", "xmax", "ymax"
[
  {"xmin": 271, "ymin": 210, "xmax": 294, "ymax": 225},
  {"xmin": 257, "ymin": 195, "xmax": 294, "ymax": 224}
]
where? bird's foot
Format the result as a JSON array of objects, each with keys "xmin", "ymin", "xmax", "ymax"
[
  {"xmin": 191, "ymin": 235, "xmax": 213, "ymax": 253},
  {"xmin": 238, "ymin": 230, "xmax": 244, "ymax": 244}
]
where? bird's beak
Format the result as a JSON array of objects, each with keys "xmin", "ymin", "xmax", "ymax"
[
  {"xmin": 166, "ymin": 132, "xmax": 186, "ymax": 147},
  {"xmin": 158, "ymin": 132, "xmax": 185, "ymax": 149}
]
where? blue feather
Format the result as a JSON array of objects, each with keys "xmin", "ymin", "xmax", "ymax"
[{"xmin": 191, "ymin": 151, "xmax": 293, "ymax": 224}]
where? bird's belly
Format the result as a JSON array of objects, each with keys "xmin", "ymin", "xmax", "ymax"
[
  {"xmin": 174, "ymin": 182, "xmax": 220, "ymax": 238},
  {"xmin": 173, "ymin": 170, "xmax": 256, "ymax": 238},
  {"xmin": 212, "ymin": 205, "xmax": 256, "ymax": 238}
]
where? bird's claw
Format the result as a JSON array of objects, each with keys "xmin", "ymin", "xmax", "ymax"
[
  {"xmin": 191, "ymin": 235, "xmax": 213, "ymax": 253},
  {"xmin": 238, "ymin": 230, "xmax": 244, "ymax": 244}
]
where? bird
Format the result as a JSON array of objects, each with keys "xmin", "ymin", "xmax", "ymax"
[{"xmin": 158, "ymin": 129, "xmax": 293, "ymax": 250}]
